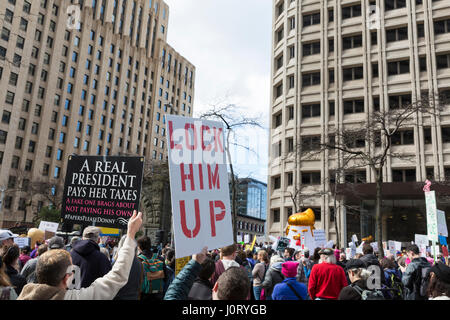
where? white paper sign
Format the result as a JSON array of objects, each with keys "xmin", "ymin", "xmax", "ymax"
[
  {"xmin": 38, "ymin": 221, "xmax": 59, "ymax": 233},
  {"xmin": 388, "ymin": 240, "xmax": 396, "ymax": 254},
  {"xmin": 352, "ymin": 234, "xmax": 358, "ymax": 243},
  {"xmin": 437, "ymin": 210, "xmax": 448, "ymax": 237},
  {"xmin": 394, "ymin": 241, "xmax": 402, "ymax": 252},
  {"xmin": 345, "ymin": 248, "xmax": 352, "ymax": 259},
  {"xmin": 419, "ymin": 244, "xmax": 427, "ymax": 257},
  {"xmin": 313, "ymin": 229, "xmax": 327, "ymax": 248},
  {"xmin": 370, "ymin": 242, "xmax": 378, "ymax": 252},
  {"xmin": 356, "ymin": 241, "xmax": 364, "ymax": 254},
  {"xmin": 14, "ymin": 237, "xmax": 30, "ymax": 248},
  {"xmin": 244, "ymin": 234, "xmax": 250, "ymax": 243},
  {"xmin": 166, "ymin": 116, "xmax": 233, "ymax": 258},
  {"xmin": 425, "ymin": 191, "xmax": 439, "ymax": 242},
  {"xmin": 415, "ymin": 234, "xmax": 429, "ymax": 246}
]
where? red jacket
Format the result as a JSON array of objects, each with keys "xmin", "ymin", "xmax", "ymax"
[{"xmin": 308, "ymin": 262, "xmax": 348, "ymax": 300}]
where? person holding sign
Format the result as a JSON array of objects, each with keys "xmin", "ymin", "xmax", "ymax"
[{"xmin": 17, "ymin": 211, "xmax": 142, "ymax": 300}]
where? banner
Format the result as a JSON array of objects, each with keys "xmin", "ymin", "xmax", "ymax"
[
  {"xmin": 313, "ymin": 229, "xmax": 327, "ymax": 248},
  {"xmin": 437, "ymin": 210, "xmax": 448, "ymax": 237},
  {"xmin": 425, "ymin": 191, "xmax": 439, "ymax": 242},
  {"xmin": 61, "ymin": 156, "xmax": 144, "ymax": 229},
  {"xmin": 166, "ymin": 116, "xmax": 233, "ymax": 258}
]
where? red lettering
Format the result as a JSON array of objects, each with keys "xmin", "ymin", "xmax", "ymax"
[
  {"xmin": 209, "ymin": 200, "xmax": 226, "ymax": 237},
  {"xmin": 198, "ymin": 164, "xmax": 204, "ymax": 190},
  {"xmin": 185, "ymin": 123, "xmax": 197, "ymax": 150},
  {"xmin": 168, "ymin": 121, "xmax": 182, "ymax": 150},
  {"xmin": 213, "ymin": 127, "xmax": 224, "ymax": 152},
  {"xmin": 201, "ymin": 125, "xmax": 211, "ymax": 151},
  {"xmin": 180, "ymin": 199, "xmax": 201, "ymax": 238},
  {"xmin": 180, "ymin": 163, "xmax": 195, "ymax": 191},
  {"xmin": 207, "ymin": 164, "xmax": 220, "ymax": 190}
]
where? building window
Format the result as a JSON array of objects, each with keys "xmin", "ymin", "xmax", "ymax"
[
  {"xmin": 385, "ymin": 0, "xmax": 407, "ymax": 11},
  {"xmin": 301, "ymin": 135, "xmax": 321, "ymax": 152},
  {"xmin": 388, "ymin": 60, "xmax": 410, "ymax": 75},
  {"xmin": 343, "ymin": 34, "xmax": 362, "ymax": 49},
  {"xmin": 301, "ymin": 172, "xmax": 321, "ymax": 185},
  {"xmin": 344, "ymin": 100, "xmax": 364, "ymax": 114},
  {"xmin": 302, "ymin": 104, "xmax": 320, "ymax": 118},
  {"xmin": 386, "ymin": 27, "xmax": 408, "ymax": 42},
  {"xmin": 342, "ymin": 4, "xmax": 361, "ymax": 19},
  {"xmin": 442, "ymin": 127, "xmax": 450, "ymax": 143},
  {"xmin": 391, "ymin": 130, "xmax": 414, "ymax": 145},
  {"xmin": 302, "ymin": 72, "xmax": 320, "ymax": 87},
  {"xmin": 434, "ymin": 18, "xmax": 450, "ymax": 35},
  {"xmin": 437, "ymin": 53, "xmax": 450, "ymax": 69},
  {"xmin": 392, "ymin": 169, "xmax": 416, "ymax": 182},
  {"xmin": 343, "ymin": 66, "xmax": 364, "ymax": 81},
  {"xmin": 389, "ymin": 94, "xmax": 412, "ymax": 109},
  {"xmin": 303, "ymin": 12, "xmax": 320, "ymax": 27},
  {"xmin": 302, "ymin": 41, "xmax": 320, "ymax": 56}
]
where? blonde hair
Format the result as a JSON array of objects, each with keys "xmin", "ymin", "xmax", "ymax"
[
  {"xmin": 257, "ymin": 250, "xmax": 269, "ymax": 263},
  {"xmin": 0, "ymin": 265, "xmax": 12, "ymax": 287}
]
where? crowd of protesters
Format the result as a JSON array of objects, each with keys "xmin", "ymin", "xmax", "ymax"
[{"xmin": 1, "ymin": 219, "xmax": 450, "ymax": 301}]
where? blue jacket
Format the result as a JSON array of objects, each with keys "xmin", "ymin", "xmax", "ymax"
[
  {"xmin": 164, "ymin": 259, "xmax": 201, "ymax": 300},
  {"xmin": 384, "ymin": 268, "xmax": 402, "ymax": 284},
  {"xmin": 272, "ymin": 277, "xmax": 309, "ymax": 300}
]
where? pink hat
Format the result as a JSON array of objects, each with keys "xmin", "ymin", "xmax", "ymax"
[
  {"xmin": 282, "ymin": 261, "xmax": 299, "ymax": 278},
  {"xmin": 334, "ymin": 249, "xmax": 340, "ymax": 261}
]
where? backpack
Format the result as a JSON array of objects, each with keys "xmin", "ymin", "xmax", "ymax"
[
  {"xmin": 417, "ymin": 265, "xmax": 431, "ymax": 299},
  {"xmin": 138, "ymin": 253, "xmax": 165, "ymax": 295},
  {"xmin": 352, "ymin": 284, "xmax": 386, "ymax": 300},
  {"xmin": 389, "ymin": 273, "xmax": 404, "ymax": 300}
]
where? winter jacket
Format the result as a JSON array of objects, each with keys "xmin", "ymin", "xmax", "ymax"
[
  {"xmin": 113, "ymin": 255, "xmax": 142, "ymax": 300},
  {"xmin": 272, "ymin": 277, "xmax": 309, "ymax": 300},
  {"xmin": 338, "ymin": 279, "xmax": 368, "ymax": 300},
  {"xmin": 188, "ymin": 278, "xmax": 213, "ymax": 300},
  {"xmin": 247, "ymin": 258, "xmax": 256, "ymax": 270},
  {"xmin": 401, "ymin": 257, "xmax": 431, "ymax": 300},
  {"xmin": 20, "ymin": 258, "xmax": 38, "ymax": 284},
  {"xmin": 163, "ymin": 265, "xmax": 175, "ymax": 294},
  {"xmin": 164, "ymin": 259, "xmax": 201, "ymax": 300},
  {"xmin": 70, "ymin": 239, "xmax": 112, "ymax": 288},
  {"xmin": 384, "ymin": 268, "xmax": 402, "ymax": 285},
  {"xmin": 262, "ymin": 262, "xmax": 284, "ymax": 298},
  {"xmin": 360, "ymin": 254, "xmax": 386, "ymax": 286},
  {"xmin": 18, "ymin": 236, "xmax": 137, "ymax": 300},
  {"xmin": 252, "ymin": 262, "xmax": 268, "ymax": 287},
  {"xmin": 308, "ymin": 262, "xmax": 348, "ymax": 300},
  {"xmin": 5, "ymin": 264, "xmax": 27, "ymax": 296}
]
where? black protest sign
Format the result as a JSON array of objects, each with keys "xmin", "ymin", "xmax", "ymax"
[{"xmin": 61, "ymin": 156, "xmax": 144, "ymax": 229}]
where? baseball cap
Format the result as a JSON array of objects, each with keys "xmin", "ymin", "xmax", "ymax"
[
  {"xmin": 0, "ymin": 229, "xmax": 18, "ymax": 242},
  {"xmin": 430, "ymin": 262, "xmax": 450, "ymax": 284},
  {"xmin": 48, "ymin": 236, "xmax": 65, "ymax": 249},
  {"xmin": 318, "ymin": 248, "xmax": 334, "ymax": 256},
  {"xmin": 345, "ymin": 259, "xmax": 367, "ymax": 271},
  {"xmin": 82, "ymin": 226, "xmax": 100, "ymax": 240}
]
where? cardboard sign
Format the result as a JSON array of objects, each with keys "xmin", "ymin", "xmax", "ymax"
[
  {"xmin": 425, "ymin": 191, "xmax": 439, "ymax": 242},
  {"xmin": 313, "ymin": 229, "xmax": 327, "ymax": 248},
  {"xmin": 44, "ymin": 231, "xmax": 55, "ymax": 241},
  {"xmin": 38, "ymin": 221, "xmax": 59, "ymax": 233},
  {"xmin": 14, "ymin": 237, "xmax": 30, "ymax": 248},
  {"xmin": 437, "ymin": 210, "xmax": 448, "ymax": 237},
  {"xmin": 415, "ymin": 234, "xmax": 429, "ymax": 246},
  {"xmin": 166, "ymin": 116, "xmax": 233, "ymax": 258},
  {"xmin": 61, "ymin": 156, "xmax": 144, "ymax": 229},
  {"xmin": 175, "ymin": 256, "xmax": 191, "ymax": 275}
]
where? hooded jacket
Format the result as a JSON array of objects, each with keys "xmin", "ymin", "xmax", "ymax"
[
  {"xmin": 18, "ymin": 236, "xmax": 136, "ymax": 300},
  {"xmin": 272, "ymin": 277, "xmax": 309, "ymax": 300},
  {"xmin": 338, "ymin": 279, "xmax": 368, "ymax": 300},
  {"xmin": 360, "ymin": 254, "xmax": 386, "ymax": 285},
  {"xmin": 70, "ymin": 239, "xmax": 111, "ymax": 288},
  {"xmin": 402, "ymin": 257, "xmax": 431, "ymax": 300},
  {"xmin": 262, "ymin": 262, "xmax": 284, "ymax": 298}
]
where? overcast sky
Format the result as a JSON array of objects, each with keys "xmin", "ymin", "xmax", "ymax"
[{"xmin": 164, "ymin": 0, "xmax": 272, "ymax": 183}]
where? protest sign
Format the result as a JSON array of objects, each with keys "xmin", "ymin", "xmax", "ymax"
[
  {"xmin": 439, "ymin": 235, "xmax": 447, "ymax": 246},
  {"xmin": 14, "ymin": 237, "xmax": 30, "ymax": 248},
  {"xmin": 175, "ymin": 256, "xmax": 191, "ymax": 275},
  {"xmin": 61, "ymin": 156, "xmax": 144, "ymax": 229},
  {"xmin": 388, "ymin": 240, "xmax": 396, "ymax": 254},
  {"xmin": 356, "ymin": 242, "xmax": 364, "ymax": 254},
  {"xmin": 370, "ymin": 242, "xmax": 378, "ymax": 252},
  {"xmin": 415, "ymin": 234, "xmax": 429, "ymax": 246},
  {"xmin": 442, "ymin": 246, "xmax": 449, "ymax": 257},
  {"xmin": 276, "ymin": 237, "xmax": 291, "ymax": 251},
  {"xmin": 44, "ymin": 231, "xmax": 55, "ymax": 241},
  {"xmin": 38, "ymin": 221, "xmax": 59, "ymax": 233},
  {"xmin": 244, "ymin": 234, "xmax": 250, "ymax": 244},
  {"xmin": 437, "ymin": 210, "xmax": 448, "ymax": 237},
  {"xmin": 345, "ymin": 248, "xmax": 352, "ymax": 259},
  {"xmin": 382, "ymin": 241, "xmax": 387, "ymax": 252},
  {"xmin": 351, "ymin": 242, "xmax": 357, "ymax": 258},
  {"xmin": 313, "ymin": 229, "xmax": 327, "ymax": 248},
  {"xmin": 425, "ymin": 191, "xmax": 439, "ymax": 242},
  {"xmin": 394, "ymin": 241, "xmax": 402, "ymax": 252},
  {"xmin": 352, "ymin": 234, "xmax": 358, "ymax": 244},
  {"xmin": 325, "ymin": 240, "xmax": 334, "ymax": 249},
  {"xmin": 166, "ymin": 116, "xmax": 233, "ymax": 258},
  {"xmin": 419, "ymin": 244, "xmax": 427, "ymax": 257},
  {"xmin": 99, "ymin": 227, "xmax": 120, "ymax": 236}
]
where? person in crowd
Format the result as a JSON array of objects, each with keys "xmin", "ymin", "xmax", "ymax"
[
  {"xmin": 17, "ymin": 211, "xmax": 142, "ymax": 300},
  {"xmin": 272, "ymin": 261, "xmax": 309, "ymax": 300},
  {"xmin": 359, "ymin": 243, "xmax": 386, "ymax": 286},
  {"xmin": 397, "ymin": 255, "xmax": 407, "ymax": 275},
  {"xmin": 20, "ymin": 244, "xmax": 48, "ymax": 283},
  {"xmin": 262, "ymin": 255, "xmax": 285, "ymax": 300},
  {"xmin": 297, "ymin": 255, "xmax": 311, "ymax": 285},
  {"xmin": 252, "ymin": 249, "xmax": 269, "ymax": 300},
  {"xmin": 339, "ymin": 252, "xmax": 348, "ymax": 266},
  {"xmin": 163, "ymin": 249, "xmax": 176, "ymax": 295},
  {"xmin": 0, "ymin": 230, "xmax": 17, "ymax": 250},
  {"xmin": 283, "ymin": 248, "xmax": 295, "ymax": 261},
  {"xmin": 401, "ymin": 244, "xmax": 432, "ymax": 300},
  {"xmin": 427, "ymin": 262, "xmax": 450, "ymax": 300},
  {"xmin": 136, "ymin": 235, "xmax": 165, "ymax": 300},
  {"xmin": 1, "ymin": 244, "xmax": 27, "ymax": 296},
  {"xmin": 70, "ymin": 227, "xmax": 112, "ymax": 288},
  {"xmin": 65, "ymin": 237, "xmax": 80, "ymax": 253},
  {"xmin": 235, "ymin": 250, "xmax": 252, "ymax": 283},
  {"xmin": 380, "ymin": 257, "xmax": 404, "ymax": 300},
  {"xmin": 210, "ymin": 244, "xmax": 241, "ymax": 285},
  {"xmin": 19, "ymin": 246, "xmax": 32, "ymax": 270},
  {"xmin": 112, "ymin": 235, "xmax": 143, "ymax": 300},
  {"xmin": 308, "ymin": 248, "xmax": 348, "ymax": 300},
  {"xmin": 187, "ymin": 257, "xmax": 215, "ymax": 300},
  {"xmin": 0, "ymin": 256, "xmax": 17, "ymax": 300},
  {"xmin": 354, "ymin": 253, "xmax": 363, "ymax": 259},
  {"xmin": 425, "ymin": 251, "xmax": 435, "ymax": 266},
  {"xmin": 245, "ymin": 249, "xmax": 256, "ymax": 270},
  {"xmin": 311, "ymin": 247, "xmax": 321, "ymax": 265},
  {"xmin": 338, "ymin": 259, "xmax": 371, "ymax": 300}
]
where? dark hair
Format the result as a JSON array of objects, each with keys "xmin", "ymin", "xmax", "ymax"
[
  {"xmin": 36, "ymin": 249, "xmax": 72, "ymax": 287},
  {"xmin": 245, "ymin": 250, "xmax": 253, "ymax": 259},
  {"xmin": 216, "ymin": 267, "xmax": 250, "ymax": 300},
  {"xmin": 406, "ymin": 244, "xmax": 420, "ymax": 255},
  {"xmin": 2, "ymin": 244, "xmax": 20, "ymax": 266},
  {"xmin": 221, "ymin": 244, "xmax": 237, "ymax": 257},
  {"xmin": 362, "ymin": 243, "xmax": 373, "ymax": 255},
  {"xmin": 37, "ymin": 244, "xmax": 48, "ymax": 256},
  {"xmin": 21, "ymin": 246, "xmax": 31, "ymax": 255},
  {"xmin": 304, "ymin": 250, "xmax": 310, "ymax": 259},
  {"xmin": 285, "ymin": 248, "xmax": 295, "ymax": 257},
  {"xmin": 199, "ymin": 257, "xmax": 216, "ymax": 281},
  {"xmin": 427, "ymin": 273, "xmax": 450, "ymax": 299},
  {"xmin": 137, "ymin": 236, "xmax": 152, "ymax": 251},
  {"xmin": 380, "ymin": 257, "xmax": 395, "ymax": 270},
  {"xmin": 313, "ymin": 247, "xmax": 321, "ymax": 261},
  {"xmin": 166, "ymin": 249, "xmax": 175, "ymax": 269}
]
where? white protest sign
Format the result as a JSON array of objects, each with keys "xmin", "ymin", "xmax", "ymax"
[
  {"xmin": 394, "ymin": 241, "xmax": 402, "ymax": 252},
  {"xmin": 345, "ymin": 248, "xmax": 352, "ymax": 259},
  {"xmin": 38, "ymin": 221, "xmax": 59, "ymax": 233},
  {"xmin": 351, "ymin": 242, "xmax": 357, "ymax": 258},
  {"xmin": 313, "ymin": 229, "xmax": 327, "ymax": 248},
  {"xmin": 356, "ymin": 241, "xmax": 364, "ymax": 254},
  {"xmin": 388, "ymin": 240, "xmax": 396, "ymax": 254},
  {"xmin": 166, "ymin": 115, "xmax": 233, "ymax": 258},
  {"xmin": 370, "ymin": 242, "xmax": 378, "ymax": 252},
  {"xmin": 419, "ymin": 244, "xmax": 427, "ymax": 257},
  {"xmin": 415, "ymin": 234, "xmax": 429, "ymax": 246},
  {"xmin": 14, "ymin": 237, "xmax": 30, "ymax": 248},
  {"xmin": 425, "ymin": 191, "xmax": 439, "ymax": 242},
  {"xmin": 325, "ymin": 240, "xmax": 334, "ymax": 248},
  {"xmin": 244, "ymin": 234, "xmax": 250, "ymax": 244},
  {"xmin": 352, "ymin": 234, "xmax": 358, "ymax": 243},
  {"xmin": 437, "ymin": 210, "xmax": 448, "ymax": 237}
]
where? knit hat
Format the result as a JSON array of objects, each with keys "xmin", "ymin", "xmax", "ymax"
[
  {"xmin": 430, "ymin": 262, "xmax": 450, "ymax": 284},
  {"xmin": 334, "ymin": 249, "xmax": 340, "ymax": 261},
  {"xmin": 270, "ymin": 254, "xmax": 285, "ymax": 266},
  {"xmin": 281, "ymin": 261, "xmax": 299, "ymax": 278},
  {"xmin": 47, "ymin": 236, "xmax": 64, "ymax": 249}
]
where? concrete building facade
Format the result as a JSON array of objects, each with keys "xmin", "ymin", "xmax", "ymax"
[
  {"xmin": 268, "ymin": 0, "xmax": 450, "ymax": 245},
  {"xmin": 0, "ymin": 0, "xmax": 195, "ymax": 228}
]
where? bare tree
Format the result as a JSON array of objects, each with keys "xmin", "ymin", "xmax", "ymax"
[{"xmin": 200, "ymin": 103, "xmax": 263, "ymax": 242}]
